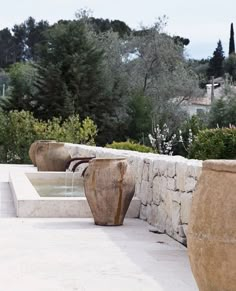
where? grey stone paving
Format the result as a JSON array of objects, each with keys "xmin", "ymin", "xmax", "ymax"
[{"xmin": 0, "ymin": 164, "xmax": 198, "ymax": 291}]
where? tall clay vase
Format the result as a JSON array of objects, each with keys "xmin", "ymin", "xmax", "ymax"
[
  {"xmin": 188, "ymin": 160, "xmax": 236, "ymax": 291},
  {"xmin": 29, "ymin": 140, "xmax": 56, "ymax": 166},
  {"xmin": 83, "ymin": 158, "xmax": 135, "ymax": 226},
  {"xmin": 35, "ymin": 142, "xmax": 71, "ymax": 171}
]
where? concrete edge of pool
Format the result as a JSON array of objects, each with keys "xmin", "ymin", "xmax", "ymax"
[{"xmin": 9, "ymin": 171, "xmax": 141, "ymax": 218}]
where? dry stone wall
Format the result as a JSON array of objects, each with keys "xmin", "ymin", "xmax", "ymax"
[{"xmin": 65, "ymin": 144, "xmax": 202, "ymax": 244}]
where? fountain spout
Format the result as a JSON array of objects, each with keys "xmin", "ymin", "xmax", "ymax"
[
  {"xmin": 71, "ymin": 159, "xmax": 93, "ymax": 173},
  {"xmin": 65, "ymin": 156, "xmax": 95, "ymax": 171}
]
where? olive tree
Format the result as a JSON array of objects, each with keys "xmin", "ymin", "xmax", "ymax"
[{"xmin": 125, "ymin": 21, "xmax": 201, "ymax": 133}]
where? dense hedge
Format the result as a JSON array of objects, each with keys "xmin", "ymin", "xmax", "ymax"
[
  {"xmin": 0, "ymin": 110, "xmax": 97, "ymax": 164},
  {"xmin": 188, "ymin": 128, "xmax": 236, "ymax": 160},
  {"xmin": 106, "ymin": 140, "xmax": 155, "ymax": 153}
]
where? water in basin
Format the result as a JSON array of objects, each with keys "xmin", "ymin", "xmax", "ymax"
[
  {"xmin": 26, "ymin": 172, "xmax": 85, "ymax": 198},
  {"xmin": 33, "ymin": 183, "xmax": 84, "ymax": 197}
]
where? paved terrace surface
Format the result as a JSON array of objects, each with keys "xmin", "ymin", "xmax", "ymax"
[{"xmin": 0, "ymin": 165, "xmax": 198, "ymax": 291}]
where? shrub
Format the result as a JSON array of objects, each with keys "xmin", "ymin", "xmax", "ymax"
[
  {"xmin": 0, "ymin": 110, "xmax": 36, "ymax": 163},
  {"xmin": 106, "ymin": 140, "xmax": 155, "ymax": 153},
  {"xmin": 0, "ymin": 110, "xmax": 97, "ymax": 164},
  {"xmin": 188, "ymin": 127, "xmax": 236, "ymax": 160}
]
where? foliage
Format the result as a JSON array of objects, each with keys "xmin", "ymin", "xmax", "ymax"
[
  {"xmin": 208, "ymin": 92, "xmax": 236, "ymax": 127},
  {"xmin": 126, "ymin": 21, "xmax": 201, "ymax": 131},
  {"xmin": 148, "ymin": 115, "xmax": 208, "ymax": 157},
  {"xmin": 173, "ymin": 36, "xmax": 190, "ymax": 46},
  {"xmin": 75, "ymin": 9, "xmax": 132, "ymax": 37},
  {"xmin": 174, "ymin": 115, "xmax": 208, "ymax": 156},
  {"xmin": 0, "ymin": 15, "xmax": 205, "ymax": 148},
  {"xmin": 127, "ymin": 92, "xmax": 152, "ymax": 143},
  {"xmin": 0, "ymin": 69, "xmax": 10, "ymax": 96},
  {"xmin": 12, "ymin": 17, "xmax": 49, "ymax": 62},
  {"xmin": 33, "ymin": 20, "xmax": 103, "ymax": 119},
  {"xmin": 149, "ymin": 123, "xmax": 178, "ymax": 155},
  {"xmin": 207, "ymin": 40, "xmax": 225, "ymax": 78},
  {"xmin": 0, "ymin": 110, "xmax": 37, "ymax": 163},
  {"xmin": 106, "ymin": 140, "xmax": 154, "ymax": 153},
  {"xmin": 229, "ymin": 23, "xmax": 235, "ymax": 55},
  {"xmin": 0, "ymin": 62, "xmax": 37, "ymax": 111},
  {"xmin": 32, "ymin": 20, "xmax": 124, "ymax": 145},
  {"xmin": 94, "ymin": 30, "xmax": 130, "ymax": 144},
  {"xmin": 188, "ymin": 127, "xmax": 236, "ymax": 160},
  {"xmin": 188, "ymin": 58, "xmax": 209, "ymax": 88},
  {"xmin": 0, "ymin": 110, "xmax": 97, "ymax": 163},
  {"xmin": 89, "ymin": 17, "xmax": 131, "ymax": 37},
  {"xmin": 0, "ymin": 28, "xmax": 16, "ymax": 68},
  {"xmin": 224, "ymin": 54, "xmax": 236, "ymax": 81}
]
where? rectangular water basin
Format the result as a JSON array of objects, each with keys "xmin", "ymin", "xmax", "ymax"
[{"xmin": 9, "ymin": 171, "xmax": 141, "ymax": 218}]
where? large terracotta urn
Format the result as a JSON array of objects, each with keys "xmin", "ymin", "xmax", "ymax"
[
  {"xmin": 83, "ymin": 158, "xmax": 135, "ymax": 226},
  {"xmin": 188, "ymin": 160, "xmax": 236, "ymax": 291},
  {"xmin": 35, "ymin": 142, "xmax": 71, "ymax": 171},
  {"xmin": 29, "ymin": 140, "xmax": 56, "ymax": 166}
]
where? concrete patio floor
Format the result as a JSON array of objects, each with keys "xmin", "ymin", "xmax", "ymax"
[{"xmin": 0, "ymin": 165, "xmax": 198, "ymax": 291}]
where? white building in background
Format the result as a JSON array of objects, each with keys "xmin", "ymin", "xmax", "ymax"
[{"xmin": 182, "ymin": 77, "xmax": 235, "ymax": 116}]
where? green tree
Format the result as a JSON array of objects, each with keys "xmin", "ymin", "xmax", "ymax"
[
  {"xmin": 188, "ymin": 58, "xmax": 210, "ymax": 88},
  {"xmin": 12, "ymin": 23, "xmax": 26, "ymax": 62},
  {"xmin": 208, "ymin": 91, "xmax": 236, "ymax": 127},
  {"xmin": 24, "ymin": 17, "xmax": 49, "ymax": 61},
  {"xmin": 94, "ymin": 30, "xmax": 131, "ymax": 143},
  {"xmin": 88, "ymin": 18, "xmax": 131, "ymax": 37},
  {"xmin": 224, "ymin": 54, "xmax": 236, "ymax": 81},
  {"xmin": 0, "ymin": 28, "xmax": 16, "ymax": 68},
  {"xmin": 0, "ymin": 69, "xmax": 10, "ymax": 96},
  {"xmin": 173, "ymin": 35, "xmax": 190, "ymax": 46},
  {"xmin": 207, "ymin": 40, "xmax": 225, "ymax": 78},
  {"xmin": 126, "ymin": 21, "xmax": 201, "ymax": 133},
  {"xmin": 0, "ymin": 62, "xmax": 37, "ymax": 111},
  {"xmin": 128, "ymin": 93, "xmax": 152, "ymax": 143},
  {"xmin": 229, "ymin": 23, "xmax": 235, "ymax": 55},
  {"xmin": 33, "ymin": 20, "xmax": 104, "ymax": 118},
  {"xmin": 33, "ymin": 20, "xmax": 126, "ymax": 145}
]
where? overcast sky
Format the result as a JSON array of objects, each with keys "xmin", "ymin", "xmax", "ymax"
[{"xmin": 1, "ymin": 0, "xmax": 236, "ymax": 59}]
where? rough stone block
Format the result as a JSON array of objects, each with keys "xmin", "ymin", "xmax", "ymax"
[
  {"xmin": 139, "ymin": 180, "xmax": 150, "ymax": 205},
  {"xmin": 167, "ymin": 161, "xmax": 176, "ymax": 178},
  {"xmin": 142, "ymin": 162, "xmax": 150, "ymax": 181},
  {"xmin": 146, "ymin": 203, "xmax": 152, "ymax": 222},
  {"xmin": 148, "ymin": 203, "xmax": 167, "ymax": 233},
  {"xmin": 147, "ymin": 184, "xmax": 153, "ymax": 204},
  {"xmin": 180, "ymin": 193, "xmax": 193, "ymax": 224},
  {"xmin": 158, "ymin": 159, "xmax": 168, "ymax": 176},
  {"xmin": 187, "ymin": 160, "xmax": 202, "ymax": 178},
  {"xmin": 152, "ymin": 175, "xmax": 161, "ymax": 205},
  {"xmin": 135, "ymin": 181, "xmax": 141, "ymax": 197},
  {"xmin": 176, "ymin": 162, "xmax": 188, "ymax": 192},
  {"xmin": 151, "ymin": 160, "xmax": 159, "ymax": 180},
  {"xmin": 167, "ymin": 177, "xmax": 176, "ymax": 190},
  {"xmin": 139, "ymin": 204, "xmax": 147, "ymax": 220},
  {"xmin": 171, "ymin": 201, "xmax": 181, "ymax": 232},
  {"xmin": 165, "ymin": 217, "xmax": 174, "ymax": 237},
  {"xmin": 136, "ymin": 159, "xmax": 144, "ymax": 182},
  {"xmin": 163, "ymin": 190, "xmax": 172, "ymax": 218},
  {"xmin": 148, "ymin": 160, "xmax": 153, "ymax": 182},
  {"xmin": 185, "ymin": 177, "xmax": 197, "ymax": 193},
  {"xmin": 159, "ymin": 176, "xmax": 167, "ymax": 201},
  {"xmin": 171, "ymin": 191, "xmax": 181, "ymax": 204}
]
